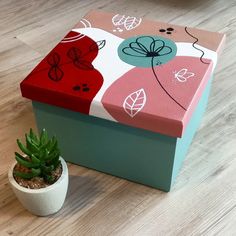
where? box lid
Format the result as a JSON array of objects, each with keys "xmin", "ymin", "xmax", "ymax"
[{"xmin": 20, "ymin": 10, "xmax": 225, "ymax": 137}]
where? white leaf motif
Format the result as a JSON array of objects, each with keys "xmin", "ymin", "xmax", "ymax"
[
  {"xmin": 124, "ymin": 16, "xmax": 142, "ymax": 31},
  {"xmin": 174, "ymin": 68, "xmax": 195, "ymax": 82},
  {"xmin": 112, "ymin": 14, "xmax": 126, "ymax": 26},
  {"xmin": 123, "ymin": 89, "xmax": 146, "ymax": 118}
]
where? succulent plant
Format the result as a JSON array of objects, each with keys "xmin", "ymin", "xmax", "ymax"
[{"xmin": 14, "ymin": 128, "xmax": 61, "ymax": 184}]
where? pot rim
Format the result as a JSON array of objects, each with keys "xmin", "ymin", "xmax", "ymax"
[{"xmin": 8, "ymin": 156, "xmax": 68, "ymax": 193}]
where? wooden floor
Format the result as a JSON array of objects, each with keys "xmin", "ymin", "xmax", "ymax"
[{"xmin": 0, "ymin": 0, "xmax": 236, "ymax": 235}]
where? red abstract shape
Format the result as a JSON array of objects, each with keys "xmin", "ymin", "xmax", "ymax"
[{"xmin": 21, "ymin": 31, "xmax": 103, "ymax": 114}]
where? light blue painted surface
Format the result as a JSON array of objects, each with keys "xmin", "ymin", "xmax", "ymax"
[
  {"xmin": 171, "ymin": 79, "xmax": 212, "ymax": 186},
  {"xmin": 32, "ymin": 102, "xmax": 176, "ymax": 191},
  {"xmin": 32, "ymin": 79, "xmax": 212, "ymax": 191}
]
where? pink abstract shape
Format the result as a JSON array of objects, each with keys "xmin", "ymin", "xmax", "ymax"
[{"xmin": 101, "ymin": 56, "xmax": 212, "ymax": 137}]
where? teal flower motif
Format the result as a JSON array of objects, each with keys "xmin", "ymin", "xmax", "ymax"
[
  {"xmin": 118, "ymin": 35, "xmax": 186, "ymax": 111},
  {"xmin": 118, "ymin": 35, "xmax": 177, "ymax": 68}
]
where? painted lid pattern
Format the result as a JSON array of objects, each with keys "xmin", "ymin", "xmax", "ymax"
[{"xmin": 20, "ymin": 10, "xmax": 225, "ymax": 137}]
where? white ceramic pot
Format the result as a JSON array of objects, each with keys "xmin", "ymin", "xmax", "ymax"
[{"xmin": 8, "ymin": 157, "xmax": 68, "ymax": 216}]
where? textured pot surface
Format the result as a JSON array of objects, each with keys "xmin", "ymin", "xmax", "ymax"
[{"xmin": 8, "ymin": 157, "xmax": 68, "ymax": 216}]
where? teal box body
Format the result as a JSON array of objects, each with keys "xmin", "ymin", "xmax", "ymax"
[
  {"xmin": 32, "ymin": 79, "xmax": 211, "ymax": 192},
  {"xmin": 20, "ymin": 11, "xmax": 225, "ymax": 191}
]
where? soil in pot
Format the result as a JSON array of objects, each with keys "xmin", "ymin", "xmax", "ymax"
[{"xmin": 13, "ymin": 163, "xmax": 62, "ymax": 189}]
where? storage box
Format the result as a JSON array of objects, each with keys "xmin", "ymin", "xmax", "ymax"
[{"xmin": 20, "ymin": 10, "xmax": 225, "ymax": 191}]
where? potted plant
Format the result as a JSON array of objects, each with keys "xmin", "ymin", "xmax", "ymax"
[{"xmin": 8, "ymin": 128, "xmax": 68, "ymax": 216}]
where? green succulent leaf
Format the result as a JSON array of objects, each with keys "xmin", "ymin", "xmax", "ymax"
[
  {"xmin": 17, "ymin": 139, "xmax": 32, "ymax": 157},
  {"xmin": 47, "ymin": 150, "xmax": 60, "ymax": 162},
  {"xmin": 52, "ymin": 137, "xmax": 58, "ymax": 149},
  {"xmin": 26, "ymin": 134, "xmax": 39, "ymax": 153},
  {"xmin": 44, "ymin": 174, "xmax": 54, "ymax": 184},
  {"xmin": 51, "ymin": 159, "xmax": 61, "ymax": 169},
  {"xmin": 31, "ymin": 154, "xmax": 41, "ymax": 164},
  {"xmin": 15, "ymin": 152, "xmax": 29, "ymax": 162},
  {"xmin": 14, "ymin": 168, "xmax": 41, "ymax": 179},
  {"xmin": 39, "ymin": 140, "xmax": 51, "ymax": 152},
  {"xmin": 41, "ymin": 164, "xmax": 55, "ymax": 173},
  {"xmin": 46, "ymin": 137, "xmax": 56, "ymax": 154},
  {"xmin": 15, "ymin": 152, "xmax": 40, "ymax": 168},
  {"xmin": 40, "ymin": 129, "xmax": 48, "ymax": 146},
  {"xmin": 38, "ymin": 148, "xmax": 46, "ymax": 160},
  {"xmin": 30, "ymin": 128, "xmax": 39, "ymax": 144},
  {"xmin": 14, "ymin": 171, "xmax": 35, "ymax": 179},
  {"xmin": 31, "ymin": 168, "xmax": 41, "ymax": 175},
  {"xmin": 15, "ymin": 128, "xmax": 61, "ymax": 181}
]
